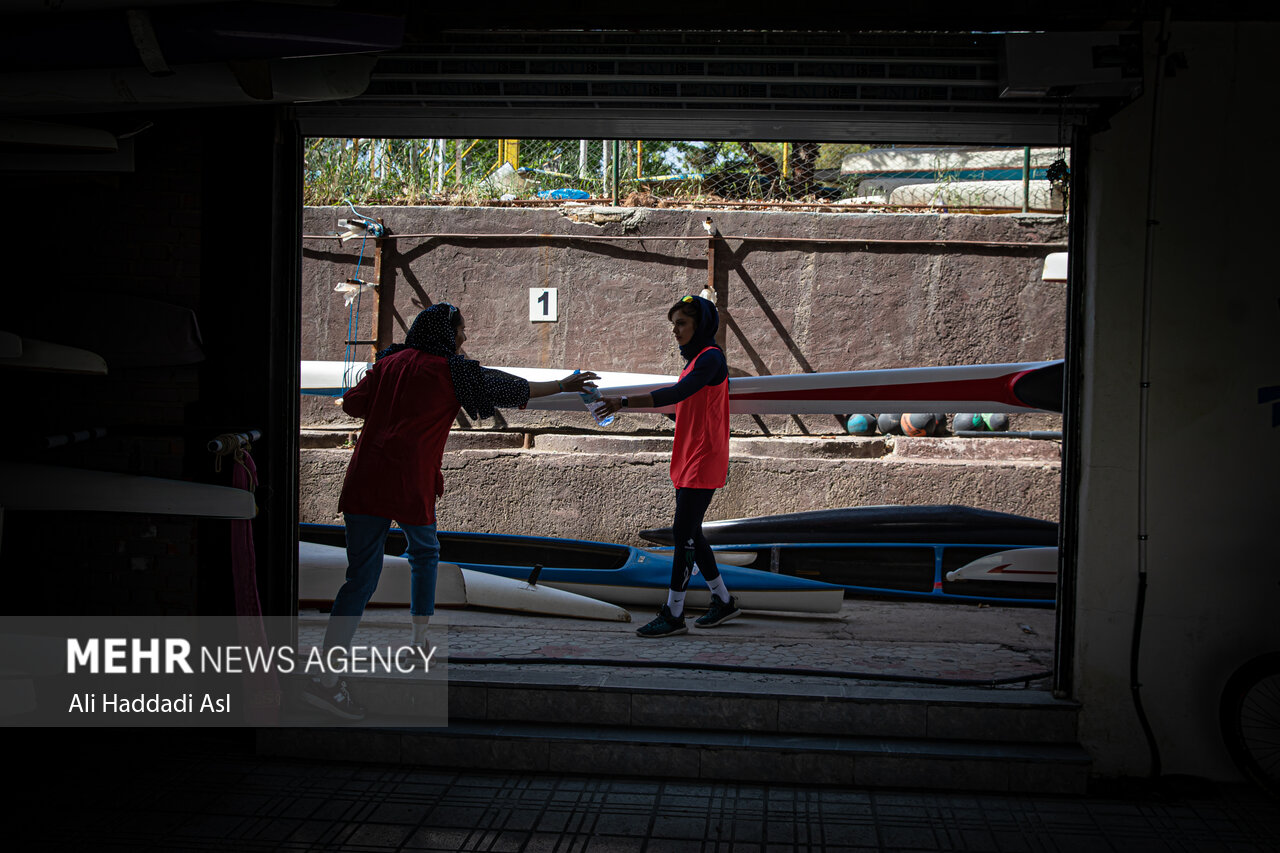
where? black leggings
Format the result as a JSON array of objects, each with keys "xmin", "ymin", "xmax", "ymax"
[{"xmin": 670, "ymin": 487, "xmax": 720, "ymax": 592}]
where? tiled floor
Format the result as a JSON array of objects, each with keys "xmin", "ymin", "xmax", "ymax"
[{"xmin": 18, "ymin": 731, "xmax": 1279, "ymax": 852}]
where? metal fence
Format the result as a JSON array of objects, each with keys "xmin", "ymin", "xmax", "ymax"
[{"xmin": 304, "ymin": 139, "xmax": 1070, "ymax": 213}]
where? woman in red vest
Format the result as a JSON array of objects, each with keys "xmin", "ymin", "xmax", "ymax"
[
  {"xmin": 599, "ymin": 295, "xmax": 742, "ymax": 638},
  {"xmin": 307, "ymin": 303, "xmax": 599, "ymax": 719}
]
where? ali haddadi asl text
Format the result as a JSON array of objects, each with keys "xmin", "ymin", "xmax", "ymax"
[{"xmin": 67, "ymin": 692, "xmax": 231, "ymax": 715}]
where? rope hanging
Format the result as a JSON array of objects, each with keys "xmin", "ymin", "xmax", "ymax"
[{"xmin": 335, "ymin": 200, "xmax": 385, "ymax": 397}]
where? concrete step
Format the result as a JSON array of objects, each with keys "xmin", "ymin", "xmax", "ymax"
[
  {"xmin": 445, "ymin": 667, "xmax": 1080, "ymax": 743},
  {"xmin": 261, "ymin": 668, "xmax": 1088, "ymax": 794},
  {"xmin": 260, "ymin": 718, "xmax": 1090, "ymax": 794}
]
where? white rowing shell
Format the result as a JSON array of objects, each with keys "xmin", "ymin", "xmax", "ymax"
[
  {"xmin": 0, "ymin": 462, "xmax": 256, "ymax": 519},
  {"xmin": 301, "ymin": 360, "xmax": 1059, "ymax": 414},
  {"xmin": 568, "ymin": 361, "xmax": 1060, "ymax": 414},
  {"xmin": 298, "ymin": 541, "xmax": 631, "ymax": 622},
  {"xmin": 0, "ymin": 333, "xmax": 107, "ymax": 375}
]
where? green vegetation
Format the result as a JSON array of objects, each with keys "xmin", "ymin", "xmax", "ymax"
[{"xmin": 304, "ymin": 138, "xmax": 878, "ymax": 206}]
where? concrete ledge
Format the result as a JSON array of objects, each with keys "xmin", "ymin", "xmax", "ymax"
[
  {"xmin": 445, "ymin": 431, "xmax": 528, "ymax": 451},
  {"xmin": 301, "ymin": 429, "xmax": 1056, "ymax": 460},
  {"xmin": 731, "ymin": 436, "xmax": 889, "ymax": 459},
  {"xmin": 534, "ymin": 434, "xmax": 671, "ymax": 454},
  {"xmin": 891, "ymin": 436, "xmax": 1061, "ymax": 462},
  {"xmin": 300, "ymin": 429, "xmax": 356, "ymax": 448}
]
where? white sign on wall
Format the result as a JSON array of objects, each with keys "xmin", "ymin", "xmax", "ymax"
[{"xmin": 530, "ymin": 287, "xmax": 558, "ymax": 322}]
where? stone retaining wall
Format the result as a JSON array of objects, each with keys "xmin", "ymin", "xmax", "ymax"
[
  {"xmin": 300, "ymin": 205, "xmax": 1065, "ymax": 537},
  {"xmin": 300, "ymin": 433, "xmax": 1060, "ymax": 545}
]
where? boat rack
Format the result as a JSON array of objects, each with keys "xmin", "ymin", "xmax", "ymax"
[{"xmin": 208, "ymin": 429, "xmax": 262, "ymax": 455}]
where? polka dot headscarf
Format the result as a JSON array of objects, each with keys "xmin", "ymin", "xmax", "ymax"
[{"xmin": 377, "ymin": 303, "xmax": 497, "ymax": 419}]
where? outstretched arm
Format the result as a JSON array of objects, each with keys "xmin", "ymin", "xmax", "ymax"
[
  {"xmin": 527, "ymin": 371, "xmax": 600, "ymax": 399},
  {"xmin": 597, "ymin": 349, "xmax": 726, "ymax": 415},
  {"xmin": 476, "ymin": 368, "xmax": 604, "ymax": 412},
  {"xmin": 596, "ymin": 391, "xmax": 654, "ymax": 416}
]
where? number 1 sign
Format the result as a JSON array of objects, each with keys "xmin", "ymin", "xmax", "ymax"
[{"xmin": 530, "ymin": 287, "xmax": 558, "ymax": 322}]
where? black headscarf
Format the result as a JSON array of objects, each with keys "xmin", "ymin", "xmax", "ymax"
[
  {"xmin": 672, "ymin": 294, "xmax": 721, "ymax": 361},
  {"xmin": 376, "ymin": 303, "xmax": 497, "ymax": 419}
]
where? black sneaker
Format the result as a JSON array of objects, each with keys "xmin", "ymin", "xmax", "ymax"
[
  {"xmin": 302, "ymin": 678, "xmax": 366, "ymax": 721},
  {"xmin": 695, "ymin": 595, "xmax": 742, "ymax": 628},
  {"xmin": 636, "ymin": 605, "xmax": 687, "ymax": 638}
]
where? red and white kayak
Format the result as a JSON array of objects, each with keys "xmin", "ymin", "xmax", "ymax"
[
  {"xmin": 944, "ymin": 547, "xmax": 1059, "ymax": 584},
  {"xmin": 302, "ymin": 359, "xmax": 1063, "ymax": 414}
]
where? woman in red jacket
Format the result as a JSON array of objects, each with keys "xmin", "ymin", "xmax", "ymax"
[
  {"xmin": 308, "ymin": 303, "xmax": 598, "ymax": 719},
  {"xmin": 599, "ymin": 295, "xmax": 742, "ymax": 638}
]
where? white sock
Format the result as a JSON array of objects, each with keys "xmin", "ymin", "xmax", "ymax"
[
  {"xmin": 411, "ymin": 614, "xmax": 431, "ymax": 645},
  {"xmin": 707, "ymin": 575, "xmax": 730, "ymax": 603},
  {"xmin": 666, "ymin": 589, "xmax": 686, "ymax": 618}
]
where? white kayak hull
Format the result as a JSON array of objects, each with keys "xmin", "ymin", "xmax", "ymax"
[
  {"xmin": 522, "ymin": 579, "xmax": 845, "ymax": 614},
  {"xmin": 299, "ymin": 541, "xmax": 631, "ymax": 622},
  {"xmin": 0, "ymin": 333, "xmax": 107, "ymax": 375}
]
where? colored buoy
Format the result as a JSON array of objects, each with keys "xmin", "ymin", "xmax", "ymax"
[
  {"xmin": 877, "ymin": 413, "xmax": 902, "ymax": 435},
  {"xmin": 845, "ymin": 413, "xmax": 877, "ymax": 435},
  {"xmin": 902, "ymin": 412, "xmax": 937, "ymax": 437},
  {"xmin": 983, "ymin": 412, "xmax": 1010, "ymax": 431}
]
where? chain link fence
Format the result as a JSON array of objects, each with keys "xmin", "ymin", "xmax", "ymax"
[{"xmin": 305, "ymin": 139, "xmax": 1069, "ymax": 213}]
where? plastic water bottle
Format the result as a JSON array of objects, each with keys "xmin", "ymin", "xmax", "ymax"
[{"xmin": 574, "ymin": 369, "xmax": 614, "ymax": 426}]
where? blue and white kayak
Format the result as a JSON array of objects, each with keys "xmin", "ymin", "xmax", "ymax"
[
  {"xmin": 669, "ymin": 541, "xmax": 1058, "ymax": 607},
  {"xmin": 640, "ymin": 505, "xmax": 1058, "ymax": 607},
  {"xmin": 299, "ymin": 524, "xmax": 845, "ymax": 614}
]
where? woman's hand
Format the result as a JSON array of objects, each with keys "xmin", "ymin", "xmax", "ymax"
[
  {"xmin": 597, "ymin": 396, "xmax": 625, "ymax": 416},
  {"xmin": 557, "ymin": 371, "xmax": 600, "ymax": 394},
  {"xmin": 597, "ymin": 392, "xmax": 652, "ymax": 415},
  {"xmin": 527, "ymin": 371, "xmax": 603, "ymax": 400}
]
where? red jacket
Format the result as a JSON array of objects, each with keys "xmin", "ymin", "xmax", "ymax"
[
  {"xmin": 338, "ymin": 349, "xmax": 459, "ymax": 526},
  {"xmin": 670, "ymin": 346, "xmax": 730, "ymax": 489}
]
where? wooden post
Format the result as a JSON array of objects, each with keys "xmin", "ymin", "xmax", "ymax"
[
  {"xmin": 612, "ymin": 139, "xmax": 620, "ymax": 205},
  {"xmin": 371, "ymin": 219, "xmax": 393, "ymax": 359},
  {"xmin": 704, "ymin": 218, "xmax": 726, "ymax": 351},
  {"xmin": 706, "ymin": 231, "xmax": 716, "ymax": 296}
]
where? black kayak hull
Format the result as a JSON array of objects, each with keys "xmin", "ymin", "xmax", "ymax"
[
  {"xmin": 639, "ymin": 504, "xmax": 1057, "ymax": 547},
  {"xmin": 639, "ymin": 505, "xmax": 1058, "ymax": 605}
]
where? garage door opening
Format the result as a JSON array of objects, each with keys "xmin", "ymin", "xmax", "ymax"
[{"xmin": 293, "ymin": 135, "xmax": 1073, "ymax": 697}]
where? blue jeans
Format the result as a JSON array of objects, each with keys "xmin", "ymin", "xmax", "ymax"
[{"xmin": 322, "ymin": 513, "xmax": 440, "ymax": 650}]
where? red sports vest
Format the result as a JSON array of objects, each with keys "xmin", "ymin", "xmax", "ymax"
[{"xmin": 670, "ymin": 347, "xmax": 730, "ymax": 489}]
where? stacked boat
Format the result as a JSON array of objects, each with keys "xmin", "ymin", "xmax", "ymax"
[
  {"xmin": 298, "ymin": 524, "xmax": 847, "ymax": 616},
  {"xmin": 299, "ymin": 504, "xmax": 1059, "ymax": 618},
  {"xmin": 639, "ymin": 505, "xmax": 1059, "ymax": 606}
]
